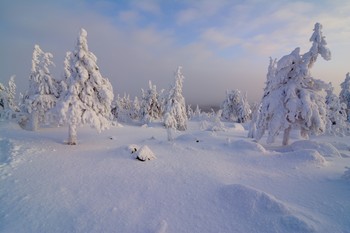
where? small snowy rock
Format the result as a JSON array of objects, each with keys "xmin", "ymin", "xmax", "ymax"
[
  {"xmin": 127, "ymin": 144, "xmax": 139, "ymax": 154},
  {"xmin": 136, "ymin": 145, "xmax": 156, "ymax": 162}
]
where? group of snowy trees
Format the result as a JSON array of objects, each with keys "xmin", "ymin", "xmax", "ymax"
[
  {"xmin": 0, "ymin": 76, "xmax": 18, "ymax": 119},
  {"xmin": 2, "ymin": 22, "xmax": 350, "ymax": 146},
  {"xmin": 250, "ymin": 22, "xmax": 350, "ymax": 145},
  {"xmin": 1, "ymin": 28, "xmax": 188, "ymax": 144}
]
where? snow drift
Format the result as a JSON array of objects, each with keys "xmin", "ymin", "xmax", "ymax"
[{"xmin": 220, "ymin": 184, "xmax": 316, "ymax": 233}]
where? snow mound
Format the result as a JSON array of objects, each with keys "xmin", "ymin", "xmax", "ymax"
[
  {"xmin": 230, "ymin": 139, "xmax": 266, "ymax": 153},
  {"xmin": 290, "ymin": 140, "xmax": 341, "ymax": 158},
  {"xmin": 231, "ymin": 123, "xmax": 245, "ymax": 132},
  {"xmin": 221, "ymin": 184, "xmax": 315, "ymax": 233},
  {"xmin": 279, "ymin": 149, "xmax": 326, "ymax": 166},
  {"xmin": 136, "ymin": 145, "xmax": 156, "ymax": 161}
]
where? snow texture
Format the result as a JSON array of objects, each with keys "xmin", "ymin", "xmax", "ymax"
[
  {"xmin": 1, "ymin": 120, "xmax": 350, "ymax": 233},
  {"xmin": 220, "ymin": 184, "xmax": 316, "ymax": 233}
]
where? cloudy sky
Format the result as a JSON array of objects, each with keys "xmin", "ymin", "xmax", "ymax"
[{"xmin": 1, "ymin": 0, "xmax": 350, "ymax": 107}]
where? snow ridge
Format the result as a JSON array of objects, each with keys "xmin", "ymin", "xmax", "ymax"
[{"xmin": 220, "ymin": 184, "xmax": 316, "ymax": 233}]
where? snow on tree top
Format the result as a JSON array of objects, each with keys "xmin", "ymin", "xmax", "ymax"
[
  {"xmin": 276, "ymin": 47, "xmax": 300, "ymax": 70},
  {"xmin": 80, "ymin": 28, "xmax": 87, "ymax": 37}
]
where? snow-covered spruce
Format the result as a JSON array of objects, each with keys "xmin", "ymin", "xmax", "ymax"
[
  {"xmin": 140, "ymin": 81, "xmax": 163, "ymax": 124},
  {"xmin": 55, "ymin": 29, "xmax": 114, "ymax": 145},
  {"xmin": 112, "ymin": 94, "xmax": 137, "ymax": 123},
  {"xmin": 164, "ymin": 66, "xmax": 188, "ymax": 138},
  {"xmin": 0, "ymin": 76, "xmax": 18, "ymax": 120},
  {"xmin": 20, "ymin": 45, "xmax": 59, "ymax": 130},
  {"xmin": 339, "ymin": 72, "xmax": 350, "ymax": 121},
  {"xmin": 255, "ymin": 22, "xmax": 331, "ymax": 145},
  {"xmin": 221, "ymin": 89, "xmax": 251, "ymax": 123},
  {"xmin": 325, "ymin": 84, "xmax": 349, "ymax": 136}
]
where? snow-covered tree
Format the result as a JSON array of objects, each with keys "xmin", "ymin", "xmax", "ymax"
[
  {"xmin": 255, "ymin": 22, "xmax": 331, "ymax": 145},
  {"xmin": 112, "ymin": 94, "xmax": 135, "ymax": 123},
  {"xmin": 0, "ymin": 76, "xmax": 18, "ymax": 119},
  {"xmin": 131, "ymin": 96, "xmax": 141, "ymax": 120},
  {"xmin": 164, "ymin": 66, "xmax": 188, "ymax": 138},
  {"xmin": 339, "ymin": 72, "xmax": 350, "ymax": 121},
  {"xmin": 325, "ymin": 84, "xmax": 349, "ymax": 136},
  {"xmin": 248, "ymin": 58, "xmax": 276, "ymax": 138},
  {"xmin": 221, "ymin": 89, "xmax": 251, "ymax": 123},
  {"xmin": 21, "ymin": 45, "xmax": 59, "ymax": 130},
  {"xmin": 59, "ymin": 51, "xmax": 73, "ymax": 95},
  {"xmin": 56, "ymin": 28, "xmax": 114, "ymax": 145},
  {"xmin": 140, "ymin": 81, "xmax": 163, "ymax": 124},
  {"xmin": 247, "ymin": 102, "xmax": 260, "ymax": 138}
]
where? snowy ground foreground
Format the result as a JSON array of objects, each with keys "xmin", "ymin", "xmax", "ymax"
[{"xmin": 0, "ymin": 120, "xmax": 350, "ymax": 233}]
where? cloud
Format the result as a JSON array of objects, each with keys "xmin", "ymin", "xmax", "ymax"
[
  {"xmin": 118, "ymin": 10, "xmax": 140, "ymax": 24},
  {"xmin": 200, "ymin": 28, "xmax": 242, "ymax": 49},
  {"xmin": 1, "ymin": 0, "xmax": 350, "ymax": 107},
  {"xmin": 131, "ymin": 1, "xmax": 161, "ymax": 15}
]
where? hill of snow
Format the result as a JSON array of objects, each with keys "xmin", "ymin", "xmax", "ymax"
[{"xmin": 0, "ymin": 120, "xmax": 350, "ymax": 233}]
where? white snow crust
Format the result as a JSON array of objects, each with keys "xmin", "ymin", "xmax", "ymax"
[{"xmin": 0, "ymin": 120, "xmax": 350, "ymax": 233}]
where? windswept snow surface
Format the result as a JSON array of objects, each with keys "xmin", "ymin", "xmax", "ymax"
[{"xmin": 0, "ymin": 120, "xmax": 350, "ymax": 233}]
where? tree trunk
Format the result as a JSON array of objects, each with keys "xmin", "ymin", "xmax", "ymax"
[
  {"xmin": 282, "ymin": 126, "xmax": 291, "ymax": 146},
  {"xmin": 68, "ymin": 123, "xmax": 77, "ymax": 145}
]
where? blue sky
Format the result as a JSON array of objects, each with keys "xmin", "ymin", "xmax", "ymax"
[{"xmin": 1, "ymin": 0, "xmax": 350, "ymax": 106}]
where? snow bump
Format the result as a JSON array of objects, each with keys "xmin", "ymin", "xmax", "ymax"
[
  {"xmin": 230, "ymin": 139, "xmax": 266, "ymax": 153},
  {"xmin": 220, "ymin": 184, "xmax": 316, "ymax": 233},
  {"xmin": 290, "ymin": 140, "xmax": 341, "ymax": 158}
]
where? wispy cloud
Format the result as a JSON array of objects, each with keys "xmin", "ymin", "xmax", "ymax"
[{"xmin": 1, "ymin": 0, "xmax": 350, "ymax": 105}]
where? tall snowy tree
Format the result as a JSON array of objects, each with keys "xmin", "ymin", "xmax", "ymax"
[
  {"xmin": 221, "ymin": 89, "xmax": 251, "ymax": 123},
  {"xmin": 164, "ymin": 66, "xmax": 188, "ymax": 137},
  {"xmin": 325, "ymin": 84, "xmax": 349, "ymax": 136},
  {"xmin": 339, "ymin": 72, "xmax": 350, "ymax": 121},
  {"xmin": 56, "ymin": 28, "xmax": 114, "ymax": 145},
  {"xmin": 255, "ymin": 22, "xmax": 331, "ymax": 145},
  {"xmin": 0, "ymin": 76, "xmax": 18, "ymax": 119},
  {"xmin": 22, "ymin": 45, "xmax": 59, "ymax": 130},
  {"xmin": 140, "ymin": 81, "xmax": 163, "ymax": 124}
]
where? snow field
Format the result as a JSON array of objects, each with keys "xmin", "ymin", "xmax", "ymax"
[{"xmin": 0, "ymin": 120, "xmax": 350, "ymax": 233}]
